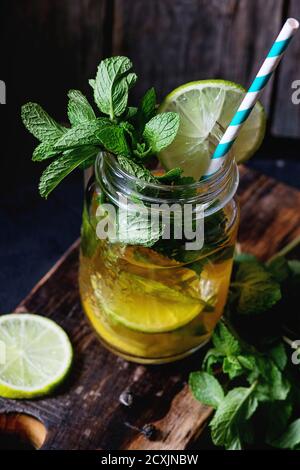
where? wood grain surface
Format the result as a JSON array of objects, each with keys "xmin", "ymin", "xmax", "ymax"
[
  {"xmin": 1, "ymin": 0, "xmax": 298, "ymax": 143},
  {"xmin": 1, "ymin": 166, "xmax": 300, "ymax": 450},
  {"xmin": 113, "ymin": 0, "xmax": 283, "ymax": 113},
  {"xmin": 272, "ymin": 0, "xmax": 300, "ymax": 137}
]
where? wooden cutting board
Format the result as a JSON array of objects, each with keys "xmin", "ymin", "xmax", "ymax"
[{"xmin": 1, "ymin": 166, "xmax": 300, "ymax": 450}]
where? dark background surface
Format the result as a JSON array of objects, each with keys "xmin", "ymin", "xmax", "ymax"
[{"xmin": 0, "ymin": 0, "xmax": 299, "ymax": 311}]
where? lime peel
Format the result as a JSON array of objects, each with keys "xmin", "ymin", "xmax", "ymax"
[
  {"xmin": 0, "ymin": 313, "xmax": 73, "ymax": 399},
  {"xmin": 158, "ymin": 79, "xmax": 266, "ymax": 179}
]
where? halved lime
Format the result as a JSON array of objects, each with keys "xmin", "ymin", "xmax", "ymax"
[
  {"xmin": 159, "ymin": 80, "xmax": 266, "ymax": 179},
  {"xmin": 0, "ymin": 314, "xmax": 73, "ymax": 399}
]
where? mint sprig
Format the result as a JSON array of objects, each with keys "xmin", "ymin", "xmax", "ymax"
[
  {"xmin": 143, "ymin": 113, "xmax": 180, "ymax": 153},
  {"xmin": 22, "ymin": 56, "xmax": 181, "ymax": 198},
  {"xmin": 21, "ymin": 103, "xmax": 67, "ymax": 143},
  {"xmin": 39, "ymin": 146, "xmax": 99, "ymax": 198},
  {"xmin": 94, "ymin": 56, "xmax": 137, "ymax": 119},
  {"xmin": 189, "ymin": 248, "xmax": 300, "ymax": 450}
]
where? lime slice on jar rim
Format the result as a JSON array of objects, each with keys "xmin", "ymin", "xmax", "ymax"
[
  {"xmin": 158, "ymin": 79, "xmax": 266, "ymax": 180},
  {"xmin": 0, "ymin": 313, "xmax": 73, "ymax": 399}
]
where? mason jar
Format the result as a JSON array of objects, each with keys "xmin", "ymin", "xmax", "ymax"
[{"xmin": 79, "ymin": 126, "xmax": 239, "ymax": 364}]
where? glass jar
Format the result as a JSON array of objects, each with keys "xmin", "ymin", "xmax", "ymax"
[{"xmin": 79, "ymin": 127, "xmax": 239, "ymax": 364}]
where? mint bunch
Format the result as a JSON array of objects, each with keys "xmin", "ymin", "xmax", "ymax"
[
  {"xmin": 189, "ymin": 249, "xmax": 300, "ymax": 450},
  {"xmin": 22, "ymin": 56, "xmax": 181, "ymax": 198}
]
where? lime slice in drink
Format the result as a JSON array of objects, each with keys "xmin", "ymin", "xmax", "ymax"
[
  {"xmin": 93, "ymin": 272, "xmax": 204, "ymax": 333},
  {"xmin": 158, "ymin": 80, "xmax": 266, "ymax": 179},
  {"xmin": 0, "ymin": 314, "xmax": 73, "ymax": 399}
]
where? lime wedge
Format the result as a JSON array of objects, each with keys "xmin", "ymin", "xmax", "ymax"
[
  {"xmin": 159, "ymin": 80, "xmax": 266, "ymax": 179},
  {"xmin": 0, "ymin": 314, "xmax": 73, "ymax": 399}
]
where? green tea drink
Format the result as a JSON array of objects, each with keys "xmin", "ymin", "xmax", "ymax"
[
  {"xmin": 79, "ymin": 146, "xmax": 240, "ymax": 363},
  {"xmin": 80, "ymin": 222, "xmax": 238, "ymax": 363}
]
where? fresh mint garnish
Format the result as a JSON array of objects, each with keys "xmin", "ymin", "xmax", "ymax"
[
  {"xmin": 39, "ymin": 146, "xmax": 99, "ymax": 198},
  {"xmin": 67, "ymin": 89, "xmax": 96, "ymax": 125},
  {"xmin": 93, "ymin": 56, "xmax": 136, "ymax": 119},
  {"xmin": 117, "ymin": 156, "xmax": 157, "ymax": 183},
  {"xmin": 210, "ymin": 384, "xmax": 258, "ymax": 450},
  {"xmin": 22, "ymin": 56, "xmax": 180, "ymax": 198},
  {"xmin": 53, "ymin": 118, "xmax": 111, "ymax": 150},
  {"xmin": 189, "ymin": 371, "xmax": 224, "ymax": 409},
  {"xmin": 156, "ymin": 167, "xmax": 183, "ymax": 183},
  {"xmin": 189, "ymin": 245, "xmax": 300, "ymax": 450},
  {"xmin": 143, "ymin": 113, "xmax": 180, "ymax": 153},
  {"xmin": 97, "ymin": 125, "xmax": 130, "ymax": 156},
  {"xmin": 22, "ymin": 102, "xmax": 67, "ymax": 143},
  {"xmin": 230, "ymin": 259, "xmax": 281, "ymax": 315},
  {"xmin": 137, "ymin": 87, "xmax": 156, "ymax": 129},
  {"xmin": 32, "ymin": 142, "xmax": 60, "ymax": 161}
]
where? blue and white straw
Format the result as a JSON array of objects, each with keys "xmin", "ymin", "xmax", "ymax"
[{"xmin": 204, "ymin": 18, "xmax": 299, "ymax": 177}]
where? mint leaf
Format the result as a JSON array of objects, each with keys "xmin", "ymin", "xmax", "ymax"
[
  {"xmin": 113, "ymin": 205, "xmax": 162, "ymax": 247},
  {"xmin": 32, "ymin": 142, "xmax": 60, "ymax": 161},
  {"xmin": 189, "ymin": 371, "xmax": 224, "ymax": 409},
  {"xmin": 212, "ymin": 322, "xmax": 242, "ymax": 357},
  {"xmin": 176, "ymin": 176, "xmax": 196, "ymax": 185},
  {"xmin": 241, "ymin": 351, "xmax": 291, "ymax": 403},
  {"xmin": 39, "ymin": 146, "xmax": 98, "ymax": 198},
  {"xmin": 94, "ymin": 56, "xmax": 136, "ymax": 119},
  {"xmin": 119, "ymin": 121, "xmax": 137, "ymax": 148},
  {"xmin": 203, "ymin": 208, "xmax": 228, "ymax": 250},
  {"xmin": 210, "ymin": 385, "xmax": 258, "ymax": 449},
  {"xmin": 133, "ymin": 142, "xmax": 152, "ymax": 159},
  {"xmin": 268, "ymin": 342, "xmax": 287, "ymax": 371},
  {"xmin": 67, "ymin": 89, "xmax": 96, "ymax": 126},
  {"xmin": 143, "ymin": 112, "xmax": 180, "ymax": 152},
  {"xmin": 249, "ymin": 356, "xmax": 290, "ymax": 402},
  {"xmin": 222, "ymin": 356, "xmax": 248, "ymax": 380},
  {"xmin": 126, "ymin": 73, "xmax": 137, "ymax": 90},
  {"xmin": 79, "ymin": 153, "xmax": 98, "ymax": 170},
  {"xmin": 203, "ymin": 348, "xmax": 224, "ymax": 373},
  {"xmin": 54, "ymin": 118, "xmax": 111, "ymax": 150},
  {"xmin": 97, "ymin": 125, "xmax": 130, "ymax": 156},
  {"xmin": 21, "ymin": 102, "xmax": 67, "ymax": 143},
  {"xmin": 89, "ymin": 79, "xmax": 95, "ymax": 89},
  {"xmin": 138, "ymin": 87, "xmax": 156, "ymax": 127},
  {"xmin": 156, "ymin": 167, "xmax": 183, "ymax": 183},
  {"xmin": 271, "ymin": 419, "xmax": 300, "ymax": 449},
  {"xmin": 117, "ymin": 156, "xmax": 157, "ymax": 183},
  {"xmin": 231, "ymin": 260, "xmax": 281, "ymax": 315}
]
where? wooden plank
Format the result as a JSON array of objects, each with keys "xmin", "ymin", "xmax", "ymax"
[
  {"xmin": 1, "ymin": 0, "xmax": 110, "ymax": 179},
  {"xmin": 113, "ymin": 0, "xmax": 283, "ymax": 112},
  {"xmin": 4, "ymin": 0, "xmax": 109, "ymax": 113},
  {"xmin": 272, "ymin": 0, "xmax": 300, "ymax": 137},
  {"xmin": 238, "ymin": 166, "xmax": 300, "ymax": 259},
  {"xmin": 1, "ymin": 166, "xmax": 300, "ymax": 450}
]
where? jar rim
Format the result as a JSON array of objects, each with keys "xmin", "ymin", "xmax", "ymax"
[
  {"xmin": 95, "ymin": 121, "xmax": 235, "ymax": 190},
  {"xmin": 98, "ymin": 150, "xmax": 232, "ymax": 190},
  {"xmin": 94, "ymin": 122, "xmax": 239, "ymax": 213}
]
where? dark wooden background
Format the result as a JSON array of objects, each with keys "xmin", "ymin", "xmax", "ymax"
[
  {"xmin": 1, "ymin": 0, "xmax": 299, "ymax": 312},
  {"xmin": 1, "ymin": 0, "xmax": 300, "ymax": 178}
]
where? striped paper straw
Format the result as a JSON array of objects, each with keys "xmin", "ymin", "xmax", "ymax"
[{"xmin": 204, "ymin": 17, "xmax": 299, "ymax": 177}]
